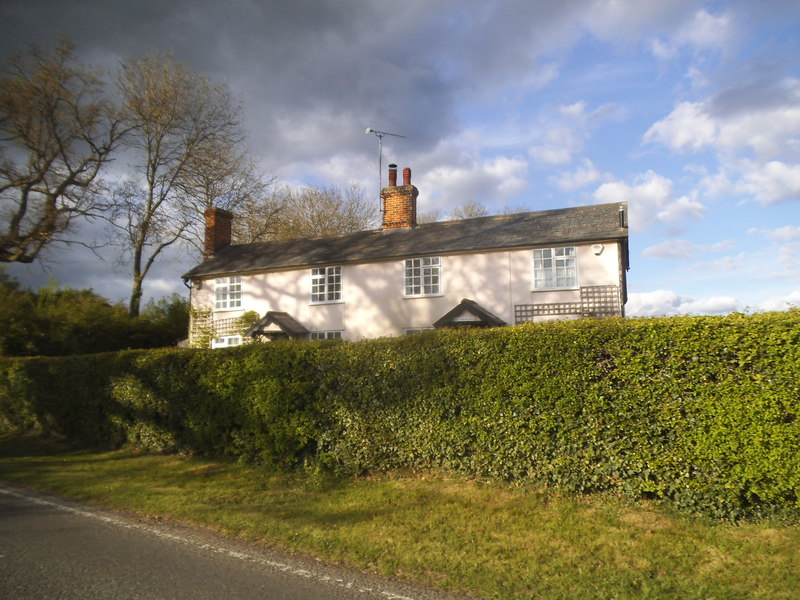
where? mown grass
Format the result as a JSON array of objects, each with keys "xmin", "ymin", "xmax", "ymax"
[{"xmin": 1, "ymin": 432, "xmax": 798, "ymax": 600}]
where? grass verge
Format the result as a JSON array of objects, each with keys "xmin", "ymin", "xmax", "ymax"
[{"xmin": 1, "ymin": 432, "xmax": 798, "ymax": 600}]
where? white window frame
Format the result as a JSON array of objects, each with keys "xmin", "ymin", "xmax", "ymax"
[
  {"xmin": 404, "ymin": 257, "xmax": 442, "ymax": 297},
  {"xmin": 310, "ymin": 331, "xmax": 342, "ymax": 341},
  {"xmin": 310, "ymin": 266, "xmax": 342, "ymax": 304},
  {"xmin": 215, "ymin": 276, "xmax": 242, "ymax": 310},
  {"xmin": 211, "ymin": 334, "xmax": 242, "ymax": 348},
  {"xmin": 533, "ymin": 246, "xmax": 578, "ymax": 290},
  {"xmin": 404, "ymin": 327, "xmax": 435, "ymax": 335}
]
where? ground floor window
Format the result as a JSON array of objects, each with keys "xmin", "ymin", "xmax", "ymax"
[
  {"xmin": 211, "ymin": 334, "xmax": 242, "ymax": 348},
  {"xmin": 404, "ymin": 327, "xmax": 434, "ymax": 335},
  {"xmin": 310, "ymin": 331, "xmax": 342, "ymax": 341}
]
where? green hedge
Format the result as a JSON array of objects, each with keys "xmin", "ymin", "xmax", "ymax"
[{"xmin": 1, "ymin": 311, "xmax": 798, "ymax": 519}]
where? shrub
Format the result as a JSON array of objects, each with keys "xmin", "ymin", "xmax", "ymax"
[
  {"xmin": 0, "ymin": 272, "xmax": 189, "ymax": 356},
  {"xmin": 1, "ymin": 310, "xmax": 798, "ymax": 519}
]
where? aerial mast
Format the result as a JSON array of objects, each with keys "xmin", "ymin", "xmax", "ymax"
[{"xmin": 365, "ymin": 127, "xmax": 406, "ymax": 216}]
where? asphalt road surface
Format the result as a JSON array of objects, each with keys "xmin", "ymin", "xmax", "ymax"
[{"xmin": 0, "ymin": 484, "xmax": 467, "ymax": 600}]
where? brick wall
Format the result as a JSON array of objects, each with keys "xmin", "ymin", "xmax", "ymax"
[
  {"xmin": 381, "ymin": 167, "xmax": 418, "ymax": 229},
  {"xmin": 203, "ymin": 207, "xmax": 233, "ymax": 258}
]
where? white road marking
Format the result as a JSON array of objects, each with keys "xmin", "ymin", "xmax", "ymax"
[{"xmin": 0, "ymin": 486, "xmax": 416, "ymax": 600}]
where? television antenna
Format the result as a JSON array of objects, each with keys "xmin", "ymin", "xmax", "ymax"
[{"xmin": 366, "ymin": 127, "xmax": 406, "ymax": 214}]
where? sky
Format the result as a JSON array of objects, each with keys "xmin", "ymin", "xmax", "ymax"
[{"xmin": 2, "ymin": 0, "xmax": 799, "ymax": 316}]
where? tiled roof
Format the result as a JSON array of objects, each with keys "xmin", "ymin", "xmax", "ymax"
[{"xmin": 183, "ymin": 201, "xmax": 628, "ymax": 279}]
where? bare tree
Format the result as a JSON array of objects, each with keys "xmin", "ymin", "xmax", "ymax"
[
  {"xmin": 229, "ymin": 185, "xmax": 286, "ymax": 244},
  {"xmin": 271, "ymin": 183, "xmax": 378, "ymax": 240},
  {"xmin": 417, "ymin": 208, "xmax": 442, "ymax": 224},
  {"xmin": 179, "ymin": 130, "xmax": 280, "ymax": 249},
  {"xmin": 0, "ymin": 40, "xmax": 124, "ymax": 263},
  {"xmin": 449, "ymin": 201, "xmax": 488, "ymax": 220},
  {"xmin": 418, "ymin": 202, "xmax": 487, "ymax": 224},
  {"xmin": 113, "ymin": 54, "xmax": 248, "ymax": 316},
  {"xmin": 420, "ymin": 201, "xmax": 526, "ymax": 224}
]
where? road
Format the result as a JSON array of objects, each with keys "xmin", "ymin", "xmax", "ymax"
[{"xmin": 0, "ymin": 484, "xmax": 465, "ymax": 600}]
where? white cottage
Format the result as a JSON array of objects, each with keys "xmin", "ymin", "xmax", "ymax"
[{"xmin": 182, "ymin": 165, "xmax": 629, "ymax": 347}]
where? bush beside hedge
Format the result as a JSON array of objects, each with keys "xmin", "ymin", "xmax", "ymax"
[{"xmin": 1, "ymin": 311, "xmax": 798, "ymax": 519}]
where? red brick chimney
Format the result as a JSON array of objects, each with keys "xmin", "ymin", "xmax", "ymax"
[
  {"xmin": 381, "ymin": 165, "xmax": 418, "ymax": 230},
  {"xmin": 203, "ymin": 206, "xmax": 233, "ymax": 259}
]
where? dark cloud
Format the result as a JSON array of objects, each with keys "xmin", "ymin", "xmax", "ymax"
[
  {"xmin": 710, "ymin": 66, "xmax": 799, "ymax": 118},
  {"xmin": 0, "ymin": 0, "xmax": 575, "ymax": 167},
  {"xmin": 4, "ymin": 0, "xmax": 798, "ymax": 313},
  {"xmin": 1, "ymin": 1, "xmax": 722, "ymax": 170}
]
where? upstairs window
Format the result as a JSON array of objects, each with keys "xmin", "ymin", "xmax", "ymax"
[
  {"xmin": 311, "ymin": 266, "xmax": 342, "ymax": 303},
  {"xmin": 215, "ymin": 276, "xmax": 242, "ymax": 309},
  {"xmin": 405, "ymin": 257, "xmax": 441, "ymax": 297},
  {"xmin": 533, "ymin": 247, "xmax": 577, "ymax": 290}
]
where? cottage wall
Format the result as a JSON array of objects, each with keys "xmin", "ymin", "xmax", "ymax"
[{"xmin": 192, "ymin": 241, "xmax": 623, "ymax": 341}]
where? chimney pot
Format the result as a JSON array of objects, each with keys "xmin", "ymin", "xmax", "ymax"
[
  {"xmin": 388, "ymin": 163, "xmax": 397, "ymax": 187},
  {"xmin": 403, "ymin": 167, "xmax": 411, "ymax": 186}
]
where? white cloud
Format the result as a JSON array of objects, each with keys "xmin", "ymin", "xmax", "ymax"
[
  {"xmin": 484, "ymin": 156, "xmax": 531, "ymax": 196},
  {"xmin": 550, "ymin": 158, "xmax": 605, "ymax": 192},
  {"xmin": 644, "ymin": 78, "xmax": 800, "ymax": 159},
  {"xmin": 698, "ymin": 160, "xmax": 800, "ymax": 206},
  {"xmin": 687, "ymin": 253, "xmax": 747, "ymax": 273},
  {"xmin": 777, "ymin": 242, "xmax": 800, "ymax": 277},
  {"xmin": 758, "ymin": 290, "xmax": 800, "ymax": 312},
  {"xmin": 593, "ymin": 170, "xmax": 706, "ymax": 231},
  {"xmin": 744, "ymin": 231, "xmax": 800, "ymax": 284},
  {"xmin": 627, "ymin": 289, "xmax": 738, "ymax": 317},
  {"xmin": 649, "ymin": 8, "xmax": 732, "ymax": 60},
  {"xmin": 529, "ymin": 101, "xmax": 623, "ymax": 166},
  {"xmin": 644, "ymin": 239, "xmax": 699, "ymax": 259},
  {"xmin": 645, "ymin": 78, "xmax": 800, "ymax": 206},
  {"xmin": 709, "ymin": 240, "xmax": 735, "ymax": 252},
  {"xmin": 735, "ymin": 241, "xmax": 800, "ymax": 283},
  {"xmin": 416, "ymin": 153, "xmax": 529, "ymax": 210},
  {"xmin": 697, "ymin": 168, "xmax": 734, "ymax": 199},
  {"xmin": 529, "ymin": 124, "xmax": 585, "ymax": 166},
  {"xmin": 580, "ymin": 1, "xmax": 704, "ymax": 43},
  {"xmin": 680, "ymin": 295, "xmax": 739, "ymax": 315},
  {"xmin": 681, "ymin": 8, "xmax": 732, "ymax": 49},
  {"xmin": 650, "ymin": 38, "xmax": 677, "ymax": 60},
  {"xmin": 737, "ymin": 160, "xmax": 800, "ymax": 205},
  {"xmin": 656, "ymin": 194, "xmax": 707, "ymax": 224},
  {"xmin": 643, "ymin": 101, "xmax": 718, "ymax": 153},
  {"xmin": 643, "ymin": 239, "xmax": 734, "ymax": 259},
  {"xmin": 748, "ymin": 226, "xmax": 800, "ymax": 242}
]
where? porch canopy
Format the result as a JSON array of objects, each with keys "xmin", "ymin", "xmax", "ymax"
[
  {"xmin": 244, "ymin": 311, "xmax": 310, "ymax": 340},
  {"xmin": 433, "ymin": 298, "xmax": 506, "ymax": 329}
]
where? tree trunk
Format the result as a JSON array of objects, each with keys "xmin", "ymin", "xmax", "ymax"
[{"xmin": 129, "ymin": 248, "xmax": 144, "ymax": 317}]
